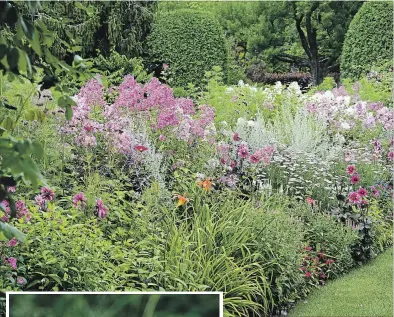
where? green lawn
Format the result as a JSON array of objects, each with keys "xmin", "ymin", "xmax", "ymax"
[{"xmin": 290, "ymin": 248, "xmax": 393, "ymax": 317}]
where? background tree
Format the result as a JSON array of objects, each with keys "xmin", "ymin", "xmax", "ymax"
[
  {"xmin": 17, "ymin": 0, "xmax": 157, "ymax": 60},
  {"xmin": 274, "ymin": 1, "xmax": 362, "ymax": 85}
]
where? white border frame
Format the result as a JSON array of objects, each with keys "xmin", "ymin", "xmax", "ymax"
[{"xmin": 6, "ymin": 291, "xmax": 223, "ymax": 317}]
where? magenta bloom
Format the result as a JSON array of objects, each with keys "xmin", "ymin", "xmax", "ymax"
[
  {"xmin": 8, "ymin": 238, "xmax": 18, "ymax": 247},
  {"xmin": 1, "ymin": 215, "xmax": 8, "ymax": 222},
  {"xmin": 346, "ymin": 165, "xmax": 356, "ymax": 175},
  {"xmin": 134, "ymin": 145, "xmax": 148, "ymax": 152},
  {"xmin": 389, "ymin": 151, "xmax": 394, "ymax": 161},
  {"xmin": 95, "ymin": 199, "xmax": 108, "ymax": 219},
  {"xmin": 73, "ymin": 192, "xmax": 87, "ymax": 208},
  {"xmin": 158, "ymin": 135, "xmax": 166, "ymax": 141},
  {"xmin": 306, "ymin": 197, "xmax": 315, "ymax": 205},
  {"xmin": 7, "ymin": 186, "xmax": 16, "ymax": 193},
  {"xmin": 348, "ymin": 192, "xmax": 361, "ymax": 204},
  {"xmin": 357, "ymin": 187, "xmax": 368, "ymax": 197},
  {"xmin": 237, "ymin": 144, "xmax": 249, "ymax": 158},
  {"xmin": 350, "ymin": 174, "xmax": 360, "ymax": 185},
  {"xmin": 35, "ymin": 195, "xmax": 45, "ymax": 207},
  {"xmin": 6, "ymin": 257, "xmax": 17, "ymax": 269},
  {"xmin": 233, "ymin": 133, "xmax": 241, "ymax": 142},
  {"xmin": 163, "ymin": 63, "xmax": 169, "ymax": 70},
  {"xmin": 40, "ymin": 187, "xmax": 55, "ymax": 201}
]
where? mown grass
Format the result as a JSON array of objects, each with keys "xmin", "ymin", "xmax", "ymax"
[{"xmin": 289, "ymin": 247, "xmax": 393, "ymax": 317}]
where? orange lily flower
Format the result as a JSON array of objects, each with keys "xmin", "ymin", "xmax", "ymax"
[
  {"xmin": 177, "ymin": 194, "xmax": 189, "ymax": 207},
  {"xmin": 197, "ymin": 178, "xmax": 213, "ymax": 191}
]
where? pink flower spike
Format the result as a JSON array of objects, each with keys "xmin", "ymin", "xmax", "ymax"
[
  {"xmin": 8, "ymin": 238, "xmax": 18, "ymax": 247},
  {"xmin": 6, "ymin": 257, "xmax": 17, "ymax": 269},
  {"xmin": 134, "ymin": 145, "xmax": 148, "ymax": 152},
  {"xmin": 346, "ymin": 165, "xmax": 356, "ymax": 175},
  {"xmin": 95, "ymin": 199, "xmax": 108, "ymax": 219},
  {"xmin": 73, "ymin": 192, "xmax": 87, "ymax": 208},
  {"xmin": 350, "ymin": 174, "xmax": 360, "ymax": 185}
]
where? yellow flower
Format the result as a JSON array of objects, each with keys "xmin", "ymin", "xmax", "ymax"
[{"xmin": 177, "ymin": 194, "xmax": 189, "ymax": 207}]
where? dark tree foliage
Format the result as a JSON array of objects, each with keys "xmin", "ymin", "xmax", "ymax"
[
  {"xmin": 16, "ymin": 0, "xmax": 157, "ymax": 60},
  {"xmin": 274, "ymin": 1, "xmax": 363, "ymax": 85}
]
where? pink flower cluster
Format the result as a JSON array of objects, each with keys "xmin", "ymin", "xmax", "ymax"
[
  {"xmin": 61, "ymin": 76, "xmax": 216, "ymax": 156},
  {"xmin": 1, "ymin": 199, "xmax": 31, "ymax": 223},
  {"xmin": 35, "ymin": 187, "xmax": 55, "ymax": 211},
  {"xmin": 306, "ymin": 87, "xmax": 393, "ymax": 132}
]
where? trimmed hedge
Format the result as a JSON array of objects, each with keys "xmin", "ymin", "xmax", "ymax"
[
  {"xmin": 147, "ymin": 10, "xmax": 229, "ymax": 87},
  {"xmin": 341, "ymin": 2, "xmax": 393, "ymax": 79}
]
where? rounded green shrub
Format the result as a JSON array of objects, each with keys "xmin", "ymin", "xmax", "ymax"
[
  {"xmin": 147, "ymin": 10, "xmax": 229, "ymax": 87},
  {"xmin": 341, "ymin": 2, "xmax": 393, "ymax": 79}
]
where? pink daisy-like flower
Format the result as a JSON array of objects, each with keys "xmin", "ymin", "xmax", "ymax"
[
  {"xmin": 350, "ymin": 174, "xmax": 360, "ymax": 185},
  {"xmin": 40, "ymin": 187, "xmax": 55, "ymax": 201},
  {"xmin": 348, "ymin": 192, "xmax": 361, "ymax": 204},
  {"xmin": 6, "ymin": 257, "xmax": 17, "ymax": 269},
  {"xmin": 249, "ymin": 153, "xmax": 261, "ymax": 164},
  {"xmin": 237, "ymin": 144, "xmax": 249, "ymax": 159},
  {"xmin": 134, "ymin": 145, "xmax": 148, "ymax": 152},
  {"xmin": 72, "ymin": 192, "xmax": 87, "ymax": 208},
  {"xmin": 95, "ymin": 199, "xmax": 108, "ymax": 219},
  {"xmin": 158, "ymin": 135, "xmax": 166, "ymax": 141},
  {"xmin": 357, "ymin": 187, "xmax": 368, "ymax": 197},
  {"xmin": 233, "ymin": 133, "xmax": 241, "ymax": 142},
  {"xmin": 346, "ymin": 165, "xmax": 356, "ymax": 175},
  {"xmin": 8, "ymin": 238, "xmax": 18, "ymax": 247}
]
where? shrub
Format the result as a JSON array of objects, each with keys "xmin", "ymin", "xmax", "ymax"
[
  {"xmin": 147, "ymin": 10, "xmax": 229, "ymax": 87},
  {"xmin": 341, "ymin": 2, "xmax": 394, "ymax": 80}
]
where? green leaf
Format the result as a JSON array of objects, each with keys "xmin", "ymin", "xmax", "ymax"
[
  {"xmin": 65, "ymin": 104, "xmax": 73, "ymax": 120},
  {"xmin": 0, "ymin": 222, "xmax": 26, "ymax": 243},
  {"xmin": 2, "ymin": 116, "xmax": 14, "ymax": 131},
  {"xmin": 7, "ymin": 48, "xmax": 19, "ymax": 71}
]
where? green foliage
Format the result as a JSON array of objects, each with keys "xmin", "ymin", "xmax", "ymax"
[
  {"xmin": 16, "ymin": 0, "xmax": 157, "ymax": 59},
  {"xmin": 93, "ymin": 50, "xmax": 153, "ymax": 86},
  {"xmin": 147, "ymin": 10, "xmax": 229, "ymax": 87},
  {"xmin": 9, "ymin": 294, "xmax": 220, "ymax": 317},
  {"xmin": 341, "ymin": 1, "xmax": 394, "ymax": 80}
]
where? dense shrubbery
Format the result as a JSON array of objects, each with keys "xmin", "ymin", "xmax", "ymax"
[
  {"xmin": 341, "ymin": 1, "xmax": 394, "ymax": 80},
  {"xmin": 147, "ymin": 10, "xmax": 229, "ymax": 87}
]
